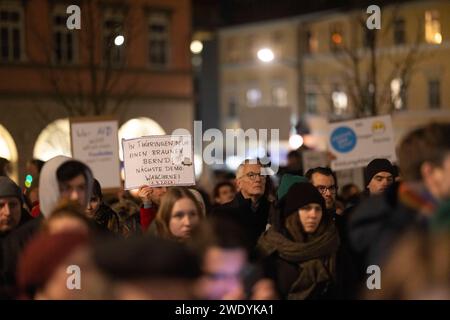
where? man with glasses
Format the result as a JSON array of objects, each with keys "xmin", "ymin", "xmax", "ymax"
[
  {"xmin": 212, "ymin": 159, "xmax": 271, "ymax": 251},
  {"xmin": 305, "ymin": 167, "xmax": 338, "ymax": 216}
]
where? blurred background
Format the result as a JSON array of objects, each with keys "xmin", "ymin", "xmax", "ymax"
[{"xmin": 0, "ymin": 0, "xmax": 449, "ymax": 189}]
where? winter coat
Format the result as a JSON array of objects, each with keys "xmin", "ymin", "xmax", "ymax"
[
  {"xmin": 258, "ymin": 215, "xmax": 339, "ymax": 300},
  {"xmin": 212, "ymin": 192, "xmax": 271, "ymax": 250}
]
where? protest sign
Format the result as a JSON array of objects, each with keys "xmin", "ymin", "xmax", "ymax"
[
  {"xmin": 70, "ymin": 117, "xmax": 121, "ymax": 190},
  {"xmin": 122, "ymin": 135, "xmax": 195, "ymax": 189},
  {"xmin": 328, "ymin": 115, "xmax": 397, "ymax": 171}
]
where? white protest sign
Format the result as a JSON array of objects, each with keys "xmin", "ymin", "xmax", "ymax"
[
  {"xmin": 328, "ymin": 115, "xmax": 397, "ymax": 171},
  {"xmin": 70, "ymin": 118, "xmax": 121, "ymax": 190},
  {"xmin": 302, "ymin": 150, "xmax": 330, "ymax": 173},
  {"xmin": 122, "ymin": 135, "xmax": 195, "ymax": 189}
]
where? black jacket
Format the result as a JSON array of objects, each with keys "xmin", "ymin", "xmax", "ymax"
[
  {"xmin": 1, "ymin": 214, "xmax": 43, "ymax": 298},
  {"xmin": 212, "ymin": 192, "xmax": 271, "ymax": 251},
  {"xmin": 348, "ymin": 182, "xmax": 429, "ymax": 284}
]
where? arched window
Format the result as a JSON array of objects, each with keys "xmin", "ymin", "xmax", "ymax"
[
  {"xmin": 33, "ymin": 118, "xmax": 71, "ymax": 161},
  {"xmin": 0, "ymin": 124, "xmax": 18, "ymax": 182},
  {"xmin": 118, "ymin": 117, "xmax": 165, "ymax": 161}
]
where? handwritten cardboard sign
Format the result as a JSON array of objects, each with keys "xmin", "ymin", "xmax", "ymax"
[
  {"xmin": 122, "ymin": 135, "xmax": 195, "ymax": 189},
  {"xmin": 70, "ymin": 117, "xmax": 121, "ymax": 190}
]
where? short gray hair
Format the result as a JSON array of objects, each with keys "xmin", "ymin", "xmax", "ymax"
[{"xmin": 236, "ymin": 158, "xmax": 262, "ymax": 179}]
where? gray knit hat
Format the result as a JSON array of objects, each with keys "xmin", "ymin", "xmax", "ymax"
[{"xmin": 0, "ymin": 176, "xmax": 23, "ymax": 203}]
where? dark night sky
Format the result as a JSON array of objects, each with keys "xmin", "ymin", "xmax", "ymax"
[{"xmin": 193, "ymin": 0, "xmax": 414, "ymax": 30}]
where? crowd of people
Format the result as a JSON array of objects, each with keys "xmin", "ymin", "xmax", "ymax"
[{"xmin": 0, "ymin": 122, "xmax": 450, "ymax": 300}]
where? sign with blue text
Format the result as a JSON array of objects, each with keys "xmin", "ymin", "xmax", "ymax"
[
  {"xmin": 122, "ymin": 135, "xmax": 195, "ymax": 190},
  {"xmin": 70, "ymin": 117, "xmax": 121, "ymax": 190},
  {"xmin": 328, "ymin": 115, "xmax": 397, "ymax": 171}
]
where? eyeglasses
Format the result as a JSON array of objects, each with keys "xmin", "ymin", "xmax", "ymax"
[
  {"xmin": 316, "ymin": 185, "xmax": 337, "ymax": 194},
  {"xmin": 239, "ymin": 172, "xmax": 267, "ymax": 181}
]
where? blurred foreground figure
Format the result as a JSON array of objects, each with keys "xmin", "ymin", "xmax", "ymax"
[
  {"xmin": 366, "ymin": 231, "xmax": 450, "ymax": 300},
  {"xmin": 16, "ymin": 231, "xmax": 104, "ymax": 299},
  {"xmin": 93, "ymin": 236, "xmax": 201, "ymax": 299},
  {"xmin": 191, "ymin": 216, "xmax": 277, "ymax": 300},
  {"xmin": 350, "ymin": 123, "xmax": 450, "ymax": 290}
]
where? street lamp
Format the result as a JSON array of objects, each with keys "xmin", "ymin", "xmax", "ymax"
[
  {"xmin": 289, "ymin": 134, "xmax": 304, "ymax": 150},
  {"xmin": 114, "ymin": 35, "xmax": 125, "ymax": 46},
  {"xmin": 190, "ymin": 40, "xmax": 203, "ymax": 54},
  {"xmin": 257, "ymin": 48, "xmax": 274, "ymax": 63}
]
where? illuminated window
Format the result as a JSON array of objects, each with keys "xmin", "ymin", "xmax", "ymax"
[
  {"xmin": 246, "ymin": 88, "xmax": 262, "ymax": 107},
  {"xmin": 118, "ymin": 117, "xmax": 165, "ymax": 160},
  {"xmin": 425, "ymin": 10, "xmax": 442, "ymax": 44},
  {"xmin": 332, "ymin": 91, "xmax": 348, "ymax": 114},
  {"xmin": 306, "ymin": 30, "xmax": 318, "ymax": 54},
  {"xmin": 271, "ymin": 86, "xmax": 288, "ymax": 107},
  {"xmin": 0, "ymin": 3, "xmax": 24, "ymax": 62},
  {"xmin": 391, "ymin": 78, "xmax": 405, "ymax": 110},
  {"xmin": 33, "ymin": 118, "xmax": 71, "ymax": 161},
  {"xmin": 330, "ymin": 24, "xmax": 344, "ymax": 52}
]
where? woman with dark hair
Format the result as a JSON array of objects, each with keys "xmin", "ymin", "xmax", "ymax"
[
  {"xmin": 258, "ymin": 182, "xmax": 340, "ymax": 300},
  {"xmin": 85, "ymin": 179, "xmax": 122, "ymax": 235}
]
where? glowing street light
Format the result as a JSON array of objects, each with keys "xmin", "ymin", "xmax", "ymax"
[
  {"xmin": 289, "ymin": 134, "xmax": 304, "ymax": 150},
  {"xmin": 114, "ymin": 35, "xmax": 125, "ymax": 46},
  {"xmin": 190, "ymin": 40, "xmax": 203, "ymax": 54},
  {"xmin": 257, "ymin": 48, "xmax": 274, "ymax": 62}
]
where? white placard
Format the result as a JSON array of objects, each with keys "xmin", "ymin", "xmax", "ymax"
[
  {"xmin": 122, "ymin": 135, "xmax": 195, "ymax": 189},
  {"xmin": 328, "ymin": 115, "xmax": 397, "ymax": 171},
  {"xmin": 302, "ymin": 150, "xmax": 330, "ymax": 173},
  {"xmin": 70, "ymin": 118, "xmax": 121, "ymax": 190}
]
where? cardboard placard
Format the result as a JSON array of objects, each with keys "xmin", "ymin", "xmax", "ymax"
[
  {"xmin": 328, "ymin": 115, "xmax": 397, "ymax": 171},
  {"xmin": 70, "ymin": 117, "xmax": 121, "ymax": 191},
  {"xmin": 122, "ymin": 135, "xmax": 195, "ymax": 189}
]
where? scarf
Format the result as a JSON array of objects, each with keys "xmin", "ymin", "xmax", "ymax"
[{"xmin": 258, "ymin": 216, "xmax": 339, "ymax": 299}]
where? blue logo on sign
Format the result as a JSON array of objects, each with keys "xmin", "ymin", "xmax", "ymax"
[{"xmin": 330, "ymin": 126, "xmax": 357, "ymax": 153}]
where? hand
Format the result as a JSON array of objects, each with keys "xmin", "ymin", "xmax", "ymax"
[
  {"xmin": 137, "ymin": 185, "xmax": 153, "ymax": 206},
  {"xmin": 250, "ymin": 278, "xmax": 278, "ymax": 300}
]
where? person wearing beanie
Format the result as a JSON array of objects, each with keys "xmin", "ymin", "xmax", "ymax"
[
  {"xmin": 258, "ymin": 182, "xmax": 339, "ymax": 300},
  {"xmin": 0, "ymin": 176, "xmax": 31, "ymax": 236},
  {"xmin": 364, "ymin": 158, "xmax": 395, "ymax": 196}
]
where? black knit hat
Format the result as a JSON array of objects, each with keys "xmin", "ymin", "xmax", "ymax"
[
  {"xmin": 0, "ymin": 176, "xmax": 23, "ymax": 203},
  {"xmin": 364, "ymin": 158, "xmax": 395, "ymax": 186},
  {"xmin": 283, "ymin": 182, "xmax": 326, "ymax": 218}
]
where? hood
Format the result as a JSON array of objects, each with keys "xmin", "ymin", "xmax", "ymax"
[{"xmin": 38, "ymin": 156, "xmax": 94, "ymax": 218}]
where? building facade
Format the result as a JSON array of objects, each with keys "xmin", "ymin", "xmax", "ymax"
[
  {"xmin": 0, "ymin": 0, "xmax": 193, "ymax": 183},
  {"xmin": 218, "ymin": 0, "xmax": 450, "ymax": 155}
]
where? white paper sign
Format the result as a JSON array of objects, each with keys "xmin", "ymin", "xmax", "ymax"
[
  {"xmin": 302, "ymin": 150, "xmax": 330, "ymax": 173},
  {"xmin": 70, "ymin": 119, "xmax": 121, "ymax": 189},
  {"xmin": 122, "ymin": 135, "xmax": 195, "ymax": 189},
  {"xmin": 328, "ymin": 115, "xmax": 397, "ymax": 171}
]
